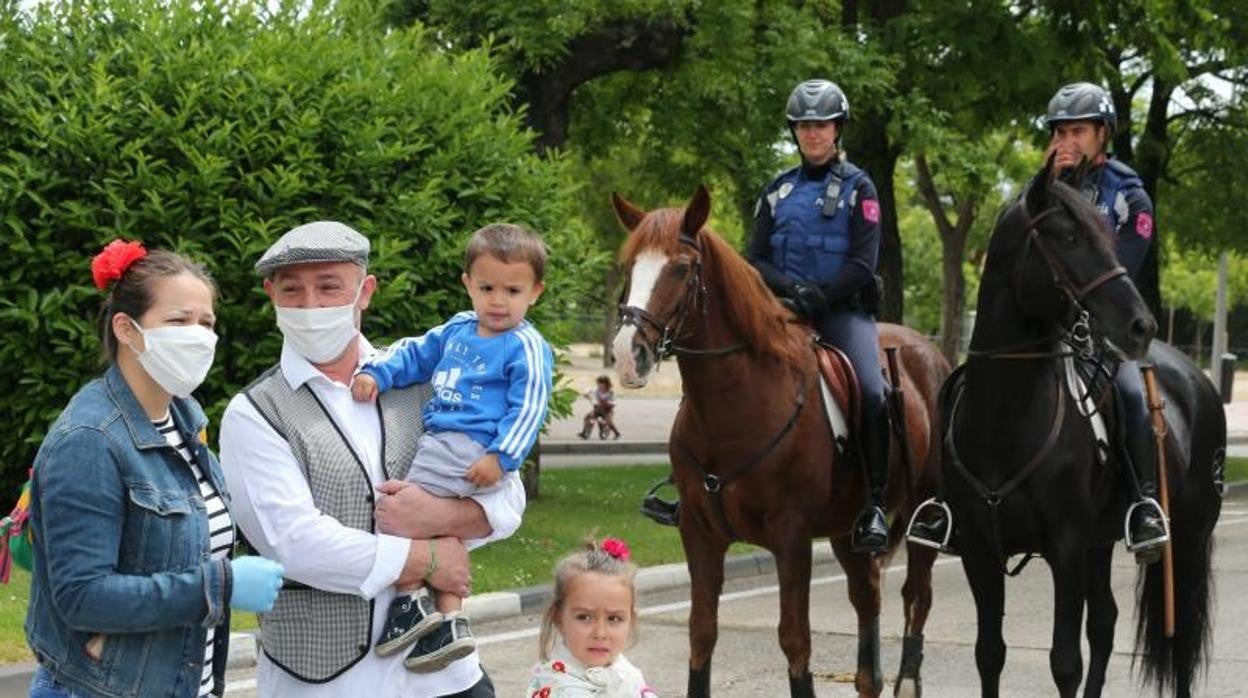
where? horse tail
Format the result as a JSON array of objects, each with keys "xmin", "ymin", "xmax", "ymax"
[
  {"xmin": 1133, "ymin": 341, "xmax": 1225, "ymax": 696},
  {"xmin": 1133, "ymin": 492, "xmax": 1217, "ymax": 695}
]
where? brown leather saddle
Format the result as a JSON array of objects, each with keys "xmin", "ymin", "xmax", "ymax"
[{"xmin": 814, "ymin": 338, "xmax": 863, "ymax": 438}]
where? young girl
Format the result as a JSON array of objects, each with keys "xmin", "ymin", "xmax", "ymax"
[
  {"xmin": 527, "ymin": 537, "xmax": 658, "ymax": 697},
  {"xmin": 578, "ymin": 375, "xmax": 620, "ymax": 440}
]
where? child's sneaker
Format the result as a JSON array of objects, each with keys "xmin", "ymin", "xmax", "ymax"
[
  {"xmin": 403, "ymin": 612, "xmax": 476, "ymax": 672},
  {"xmin": 375, "ymin": 587, "xmax": 442, "ymax": 656}
]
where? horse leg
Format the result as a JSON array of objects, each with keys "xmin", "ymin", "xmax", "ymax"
[
  {"xmin": 831, "ymin": 536, "xmax": 883, "ymax": 697},
  {"xmin": 681, "ymin": 520, "xmax": 729, "ymax": 698},
  {"xmin": 895, "ymin": 543, "xmax": 938, "ymax": 698},
  {"xmin": 1047, "ymin": 542, "xmax": 1088, "ymax": 697},
  {"xmin": 775, "ymin": 537, "xmax": 816, "ymax": 698},
  {"xmin": 1081, "ymin": 545, "xmax": 1116, "ymax": 698},
  {"xmin": 961, "ymin": 549, "xmax": 1006, "ymax": 698}
]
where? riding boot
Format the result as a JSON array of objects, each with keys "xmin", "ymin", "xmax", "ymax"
[
  {"xmin": 1123, "ymin": 418, "xmax": 1169, "ymax": 564},
  {"xmin": 851, "ymin": 409, "xmax": 890, "ymax": 554}
]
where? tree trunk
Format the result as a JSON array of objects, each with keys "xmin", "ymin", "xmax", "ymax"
[
  {"xmin": 518, "ymin": 18, "xmax": 688, "ymax": 154},
  {"xmin": 913, "ymin": 153, "xmax": 975, "ymax": 361},
  {"xmin": 851, "ymin": 130, "xmax": 904, "ymax": 322},
  {"xmin": 843, "ymin": 0, "xmax": 908, "ymax": 323},
  {"xmin": 940, "ymin": 241, "xmax": 967, "ymax": 362},
  {"xmin": 522, "ymin": 448, "xmax": 540, "ymax": 500},
  {"xmin": 1129, "ymin": 77, "xmax": 1174, "ymax": 322},
  {"xmin": 602, "ymin": 265, "xmax": 620, "ymax": 367}
]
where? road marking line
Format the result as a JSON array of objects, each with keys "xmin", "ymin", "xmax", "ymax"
[
  {"xmin": 477, "ymin": 558, "xmax": 962, "ymax": 646},
  {"xmin": 234, "ymin": 509, "xmax": 1248, "ymax": 686}
]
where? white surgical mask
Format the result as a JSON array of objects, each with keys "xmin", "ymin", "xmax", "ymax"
[
  {"xmin": 274, "ymin": 282, "xmax": 363, "ymax": 364},
  {"xmin": 128, "ymin": 320, "xmax": 218, "ymax": 398}
]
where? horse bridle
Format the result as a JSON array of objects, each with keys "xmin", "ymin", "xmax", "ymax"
[
  {"xmin": 972, "ymin": 201, "xmax": 1129, "ymax": 361},
  {"xmin": 617, "ymin": 232, "xmax": 747, "ymax": 360}
]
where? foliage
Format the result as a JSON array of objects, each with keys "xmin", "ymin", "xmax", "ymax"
[
  {"xmin": 1161, "ymin": 112, "xmax": 1248, "ymax": 253},
  {"xmin": 1160, "ymin": 238, "xmax": 1248, "ymax": 321},
  {"xmin": 0, "ymin": 0, "xmax": 599, "ymax": 493}
]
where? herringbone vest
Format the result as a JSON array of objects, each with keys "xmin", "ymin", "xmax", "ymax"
[{"xmin": 243, "ymin": 365, "xmax": 429, "ymax": 682}]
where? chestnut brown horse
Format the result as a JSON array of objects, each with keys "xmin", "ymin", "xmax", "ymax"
[{"xmin": 611, "ymin": 185, "xmax": 951, "ymax": 697}]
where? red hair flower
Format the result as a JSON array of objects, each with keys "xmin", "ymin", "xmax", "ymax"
[
  {"xmin": 602, "ymin": 537, "xmax": 630, "ymax": 562},
  {"xmin": 91, "ymin": 239, "xmax": 147, "ymax": 290}
]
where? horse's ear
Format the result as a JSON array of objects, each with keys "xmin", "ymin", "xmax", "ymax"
[
  {"xmin": 682, "ymin": 184, "xmax": 711, "ymax": 239},
  {"xmin": 1027, "ymin": 155, "xmax": 1054, "ymax": 213},
  {"xmin": 611, "ymin": 192, "xmax": 647, "ymax": 232}
]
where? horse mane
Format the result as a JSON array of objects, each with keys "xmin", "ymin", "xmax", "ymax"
[
  {"xmin": 994, "ymin": 176, "xmax": 1118, "ymax": 260},
  {"xmin": 1049, "ymin": 178, "xmax": 1118, "ymax": 257},
  {"xmin": 619, "ymin": 207, "xmax": 809, "ymax": 367}
]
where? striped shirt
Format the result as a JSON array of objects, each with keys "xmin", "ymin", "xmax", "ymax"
[{"xmin": 155, "ymin": 414, "xmax": 234, "ymax": 697}]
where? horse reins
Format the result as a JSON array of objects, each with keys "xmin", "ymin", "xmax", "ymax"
[
  {"xmin": 951, "ymin": 199, "xmax": 1128, "ymax": 575},
  {"xmin": 673, "ymin": 371, "xmax": 808, "ymax": 542},
  {"xmin": 617, "ymin": 233, "xmax": 748, "ymax": 360},
  {"xmin": 945, "ymin": 372, "xmax": 1068, "ymax": 576}
]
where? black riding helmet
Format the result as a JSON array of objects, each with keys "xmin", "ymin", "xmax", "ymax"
[
  {"xmin": 1045, "ymin": 82, "xmax": 1116, "ymax": 134},
  {"xmin": 786, "ymin": 79, "xmax": 849, "ymax": 123}
]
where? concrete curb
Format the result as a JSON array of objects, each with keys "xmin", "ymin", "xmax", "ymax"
[
  {"xmin": 541, "ymin": 440, "xmax": 668, "ymax": 455},
  {"xmin": 219, "ymin": 545, "xmax": 835, "ymax": 673}
]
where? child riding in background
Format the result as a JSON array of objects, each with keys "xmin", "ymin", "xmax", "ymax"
[{"xmin": 579, "ymin": 375, "xmax": 621, "ymax": 440}]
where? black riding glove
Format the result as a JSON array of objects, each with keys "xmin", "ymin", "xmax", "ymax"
[{"xmin": 787, "ymin": 282, "xmax": 828, "ymax": 320}]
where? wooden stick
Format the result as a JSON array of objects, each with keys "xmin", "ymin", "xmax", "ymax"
[{"xmin": 1141, "ymin": 365, "xmax": 1174, "ymax": 638}]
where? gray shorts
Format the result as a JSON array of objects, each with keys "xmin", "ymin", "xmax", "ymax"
[{"xmin": 407, "ymin": 431, "xmax": 499, "ymax": 497}]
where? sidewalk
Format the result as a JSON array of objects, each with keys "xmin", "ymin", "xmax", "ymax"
[{"xmin": 542, "ymin": 359, "xmax": 1248, "ymax": 457}]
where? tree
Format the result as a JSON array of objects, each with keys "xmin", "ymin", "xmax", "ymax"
[
  {"xmin": 909, "ymin": 130, "xmax": 1038, "ymax": 361},
  {"xmin": 1040, "ymin": 0, "xmax": 1248, "ymax": 318},
  {"xmin": 0, "ymin": 0, "xmax": 597, "ymax": 493},
  {"xmin": 386, "ymin": 0, "xmax": 693, "ymax": 153}
]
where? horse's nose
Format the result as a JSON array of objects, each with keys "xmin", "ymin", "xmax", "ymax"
[
  {"xmin": 634, "ymin": 346, "xmax": 652, "ymax": 376},
  {"xmin": 1131, "ymin": 314, "xmax": 1157, "ymax": 343}
]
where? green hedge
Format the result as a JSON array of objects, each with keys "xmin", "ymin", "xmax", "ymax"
[{"xmin": 0, "ymin": 0, "xmax": 602, "ymax": 494}]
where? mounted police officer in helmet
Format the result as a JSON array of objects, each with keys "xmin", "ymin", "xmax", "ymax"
[
  {"xmin": 746, "ymin": 78, "xmax": 891, "ymax": 554},
  {"xmin": 908, "ymin": 81, "xmax": 1169, "ymax": 563}
]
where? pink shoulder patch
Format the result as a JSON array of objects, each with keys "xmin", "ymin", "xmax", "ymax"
[
  {"xmin": 1135, "ymin": 212, "xmax": 1154, "ymax": 239},
  {"xmin": 861, "ymin": 199, "xmax": 881, "ymax": 224}
]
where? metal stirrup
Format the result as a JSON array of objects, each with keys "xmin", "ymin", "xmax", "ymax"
[
  {"xmin": 905, "ymin": 498, "xmax": 953, "ymax": 551},
  {"xmin": 1123, "ymin": 497, "xmax": 1170, "ymax": 552}
]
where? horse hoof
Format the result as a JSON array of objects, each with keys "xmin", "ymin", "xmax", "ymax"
[{"xmin": 894, "ymin": 677, "xmax": 921, "ymax": 698}]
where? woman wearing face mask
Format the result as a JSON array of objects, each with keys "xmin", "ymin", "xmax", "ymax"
[{"xmin": 24, "ymin": 240, "xmax": 285, "ymax": 698}]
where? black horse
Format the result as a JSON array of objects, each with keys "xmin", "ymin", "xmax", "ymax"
[{"xmin": 944, "ymin": 160, "xmax": 1225, "ymax": 697}]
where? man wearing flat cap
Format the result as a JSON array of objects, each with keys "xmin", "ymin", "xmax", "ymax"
[{"xmin": 221, "ymin": 221, "xmax": 520, "ymax": 696}]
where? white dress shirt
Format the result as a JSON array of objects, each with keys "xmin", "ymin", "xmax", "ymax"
[{"xmin": 220, "ymin": 336, "xmax": 526, "ymax": 697}]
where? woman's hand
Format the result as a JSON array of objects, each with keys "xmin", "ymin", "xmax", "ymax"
[{"xmin": 229, "ymin": 556, "xmax": 284, "ymax": 612}]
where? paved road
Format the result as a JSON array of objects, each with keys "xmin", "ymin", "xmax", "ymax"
[{"xmin": 214, "ymin": 488, "xmax": 1248, "ymax": 697}]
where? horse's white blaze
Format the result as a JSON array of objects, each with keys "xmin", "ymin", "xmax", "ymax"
[{"xmin": 612, "ymin": 250, "xmax": 669, "ymax": 388}]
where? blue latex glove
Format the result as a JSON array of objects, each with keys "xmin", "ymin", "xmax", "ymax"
[{"xmin": 229, "ymin": 556, "xmax": 284, "ymax": 613}]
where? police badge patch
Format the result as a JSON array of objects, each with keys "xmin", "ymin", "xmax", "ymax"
[{"xmin": 778, "ymin": 182, "xmax": 794, "ymax": 199}]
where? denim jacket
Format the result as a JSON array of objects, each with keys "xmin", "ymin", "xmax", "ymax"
[{"xmin": 25, "ymin": 364, "xmax": 233, "ymax": 697}]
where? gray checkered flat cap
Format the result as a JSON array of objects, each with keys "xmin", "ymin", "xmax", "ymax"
[{"xmin": 255, "ymin": 221, "xmax": 370, "ymax": 276}]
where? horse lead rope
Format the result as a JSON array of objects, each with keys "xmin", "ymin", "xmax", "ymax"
[
  {"xmin": 673, "ymin": 371, "xmax": 808, "ymax": 543},
  {"xmin": 945, "ymin": 372, "xmax": 1068, "ymax": 576}
]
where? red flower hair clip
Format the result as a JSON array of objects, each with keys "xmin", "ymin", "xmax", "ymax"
[
  {"xmin": 91, "ymin": 240, "xmax": 147, "ymax": 290},
  {"xmin": 602, "ymin": 537, "xmax": 630, "ymax": 562}
]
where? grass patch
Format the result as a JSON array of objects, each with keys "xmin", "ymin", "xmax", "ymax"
[
  {"xmin": 0, "ymin": 463, "xmax": 764, "ymax": 664},
  {"xmin": 1225, "ymin": 456, "xmax": 1248, "ymax": 484}
]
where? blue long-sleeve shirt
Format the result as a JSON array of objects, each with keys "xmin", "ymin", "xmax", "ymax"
[{"xmin": 361, "ymin": 312, "xmax": 553, "ymax": 471}]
